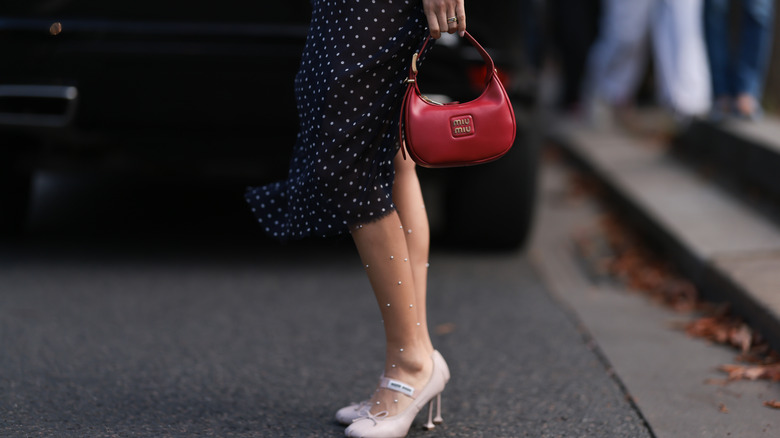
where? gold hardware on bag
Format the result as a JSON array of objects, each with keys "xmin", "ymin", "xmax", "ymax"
[
  {"xmin": 420, "ymin": 95, "xmax": 445, "ymax": 106},
  {"xmin": 412, "ymin": 53, "xmax": 419, "ymax": 74}
]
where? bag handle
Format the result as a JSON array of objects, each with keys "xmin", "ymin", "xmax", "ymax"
[{"xmin": 405, "ymin": 31, "xmax": 496, "ymax": 83}]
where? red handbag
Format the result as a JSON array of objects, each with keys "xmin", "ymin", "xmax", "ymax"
[{"xmin": 399, "ymin": 31, "xmax": 516, "ymax": 168}]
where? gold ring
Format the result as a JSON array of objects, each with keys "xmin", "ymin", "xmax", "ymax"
[{"xmin": 447, "ymin": 17, "xmax": 458, "ymax": 23}]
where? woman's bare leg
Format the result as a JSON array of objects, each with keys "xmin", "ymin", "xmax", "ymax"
[
  {"xmin": 351, "ymin": 212, "xmax": 433, "ymax": 416},
  {"xmin": 392, "ymin": 151, "xmax": 435, "ymax": 355}
]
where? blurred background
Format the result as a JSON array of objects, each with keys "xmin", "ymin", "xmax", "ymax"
[
  {"xmin": 4, "ymin": 0, "xmax": 780, "ymax": 248},
  {"xmin": 3, "ymin": 2, "xmax": 780, "ymax": 436},
  {"xmin": 4, "ymin": 1, "xmax": 780, "ymax": 248}
]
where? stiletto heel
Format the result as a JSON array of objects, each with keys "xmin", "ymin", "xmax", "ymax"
[
  {"xmin": 433, "ymin": 393, "xmax": 443, "ymax": 425},
  {"xmin": 423, "ymin": 399, "xmax": 435, "ymax": 430}
]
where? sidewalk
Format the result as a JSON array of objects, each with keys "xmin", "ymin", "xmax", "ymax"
[
  {"xmin": 547, "ymin": 111, "xmax": 780, "ymax": 353},
  {"xmin": 0, "ymin": 237, "xmax": 653, "ymax": 437},
  {"xmin": 531, "ymin": 149, "xmax": 780, "ymax": 438}
]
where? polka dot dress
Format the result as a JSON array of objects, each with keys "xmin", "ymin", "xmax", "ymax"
[{"xmin": 245, "ymin": 0, "xmax": 430, "ymax": 240}]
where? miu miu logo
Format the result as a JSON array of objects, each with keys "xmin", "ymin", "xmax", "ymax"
[{"xmin": 450, "ymin": 115, "xmax": 474, "ymax": 137}]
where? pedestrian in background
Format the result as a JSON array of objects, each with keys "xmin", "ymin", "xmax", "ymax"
[
  {"xmin": 546, "ymin": 0, "xmax": 601, "ymax": 113},
  {"xmin": 245, "ymin": 0, "xmax": 463, "ymax": 437},
  {"xmin": 583, "ymin": 0, "xmax": 711, "ymax": 126},
  {"xmin": 704, "ymin": 0, "xmax": 775, "ymax": 120}
]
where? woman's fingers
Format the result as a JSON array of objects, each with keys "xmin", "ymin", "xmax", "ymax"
[
  {"xmin": 423, "ymin": 0, "xmax": 466, "ymax": 39},
  {"xmin": 423, "ymin": 0, "xmax": 443, "ymax": 39},
  {"xmin": 426, "ymin": 13, "xmax": 441, "ymax": 39},
  {"xmin": 436, "ymin": 12, "xmax": 450, "ymax": 36},
  {"xmin": 455, "ymin": 2, "xmax": 466, "ymax": 36}
]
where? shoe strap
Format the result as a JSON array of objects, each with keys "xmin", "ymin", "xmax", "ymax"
[{"xmin": 378, "ymin": 377, "xmax": 416, "ymax": 399}]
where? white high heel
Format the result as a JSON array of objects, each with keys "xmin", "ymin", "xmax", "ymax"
[{"xmin": 344, "ymin": 351, "xmax": 450, "ymax": 438}]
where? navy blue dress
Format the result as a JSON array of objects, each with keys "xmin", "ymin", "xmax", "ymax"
[{"xmin": 245, "ymin": 0, "xmax": 429, "ymax": 240}]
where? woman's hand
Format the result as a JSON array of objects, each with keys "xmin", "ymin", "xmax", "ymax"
[{"xmin": 422, "ymin": 0, "xmax": 466, "ymax": 39}]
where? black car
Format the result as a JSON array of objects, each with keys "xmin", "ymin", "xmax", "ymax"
[{"xmin": 0, "ymin": 1, "xmax": 538, "ymax": 249}]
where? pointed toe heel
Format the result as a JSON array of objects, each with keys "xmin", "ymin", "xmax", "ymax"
[{"xmin": 344, "ymin": 351, "xmax": 449, "ymax": 438}]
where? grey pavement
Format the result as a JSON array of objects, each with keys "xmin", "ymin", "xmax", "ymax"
[{"xmin": 0, "ymin": 176, "xmax": 650, "ymax": 437}]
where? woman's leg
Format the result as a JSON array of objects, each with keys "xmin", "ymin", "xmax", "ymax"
[
  {"xmin": 351, "ymin": 210, "xmax": 433, "ymax": 416},
  {"xmin": 392, "ymin": 151, "xmax": 435, "ymax": 355}
]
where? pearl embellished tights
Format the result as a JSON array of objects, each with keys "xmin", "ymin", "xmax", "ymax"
[
  {"xmin": 392, "ymin": 150, "xmax": 435, "ymax": 355},
  {"xmin": 349, "ymin": 151, "xmax": 435, "ymax": 417}
]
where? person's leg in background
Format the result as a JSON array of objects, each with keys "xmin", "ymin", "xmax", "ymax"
[
  {"xmin": 582, "ymin": 0, "xmax": 654, "ymax": 126},
  {"xmin": 520, "ymin": 0, "xmax": 545, "ymax": 73},
  {"xmin": 704, "ymin": 0, "xmax": 733, "ymax": 117},
  {"xmin": 548, "ymin": 0, "xmax": 601, "ymax": 112},
  {"xmin": 652, "ymin": 0, "xmax": 712, "ymax": 119},
  {"xmin": 735, "ymin": 0, "xmax": 775, "ymax": 117}
]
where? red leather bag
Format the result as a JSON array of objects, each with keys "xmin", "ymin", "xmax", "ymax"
[{"xmin": 399, "ymin": 32, "xmax": 516, "ymax": 168}]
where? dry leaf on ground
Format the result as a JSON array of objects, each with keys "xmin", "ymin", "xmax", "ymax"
[
  {"xmin": 434, "ymin": 322, "xmax": 456, "ymax": 335},
  {"xmin": 764, "ymin": 400, "xmax": 780, "ymax": 409},
  {"xmin": 685, "ymin": 314, "xmax": 757, "ymax": 353},
  {"xmin": 719, "ymin": 363, "xmax": 780, "ymax": 381}
]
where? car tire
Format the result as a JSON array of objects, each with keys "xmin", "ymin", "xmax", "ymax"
[{"xmin": 443, "ymin": 115, "xmax": 539, "ymax": 250}]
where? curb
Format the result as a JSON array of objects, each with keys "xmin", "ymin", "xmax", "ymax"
[
  {"xmin": 674, "ymin": 119, "xmax": 780, "ymax": 201},
  {"xmin": 547, "ymin": 116, "xmax": 780, "ymax": 353}
]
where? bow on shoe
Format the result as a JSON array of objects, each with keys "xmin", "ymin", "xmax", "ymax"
[
  {"xmin": 351, "ymin": 400, "xmax": 370, "ymax": 412},
  {"xmin": 353, "ymin": 410, "xmax": 389, "ymax": 425}
]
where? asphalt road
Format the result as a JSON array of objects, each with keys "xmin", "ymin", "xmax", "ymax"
[{"xmin": 0, "ymin": 173, "xmax": 651, "ymax": 437}]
